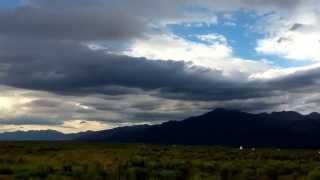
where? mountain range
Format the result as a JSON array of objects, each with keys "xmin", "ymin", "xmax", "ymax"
[{"xmin": 2, "ymin": 109, "xmax": 320, "ymax": 148}]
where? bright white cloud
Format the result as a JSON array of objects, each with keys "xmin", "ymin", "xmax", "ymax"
[
  {"xmin": 255, "ymin": 1, "xmax": 320, "ymax": 62},
  {"xmin": 124, "ymin": 33, "xmax": 271, "ymax": 77},
  {"xmin": 0, "ymin": 88, "xmax": 36, "ymax": 118},
  {"xmin": 250, "ymin": 63, "xmax": 320, "ymax": 80},
  {"xmin": 124, "ymin": 33, "xmax": 232, "ymax": 62},
  {"xmin": 257, "ymin": 26, "xmax": 320, "ymax": 61},
  {"xmin": 197, "ymin": 34, "xmax": 228, "ymax": 44}
]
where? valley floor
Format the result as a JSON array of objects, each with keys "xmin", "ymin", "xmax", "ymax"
[{"xmin": 0, "ymin": 142, "xmax": 320, "ymax": 179}]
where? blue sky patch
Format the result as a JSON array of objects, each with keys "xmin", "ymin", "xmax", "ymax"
[
  {"xmin": 0, "ymin": 0, "xmax": 22, "ymax": 8},
  {"xmin": 168, "ymin": 10, "xmax": 309, "ymax": 68}
]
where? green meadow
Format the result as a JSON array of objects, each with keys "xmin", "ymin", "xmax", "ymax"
[{"xmin": 1, "ymin": 142, "xmax": 320, "ymax": 180}]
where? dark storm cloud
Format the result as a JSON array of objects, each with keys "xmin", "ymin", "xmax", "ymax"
[
  {"xmin": 241, "ymin": 0, "xmax": 302, "ymax": 10},
  {"xmin": 0, "ymin": 37, "xmax": 320, "ymax": 102},
  {"xmin": 0, "ymin": 0, "xmax": 318, "ymax": 124},
  {"xmin": 215, "ymin": 98, "xmax": 286, "ymax": 113},
  {"xmin": 0, "ymin": 7, "xmax": 144, "ymax": 41},
  {"xmin": 25, "ymin": 0, "xmax": 193, "ymax": 21},
  {"xmin": 131, "ymin": 101, "xmax": 162, "ymax": 111},
  {"xmin": 130, "ymin": 111, "xmax": 199, "ymax": 122},
  {"xmin": 0, "ymin": 39, "xmax": 260, "ymax": 101},
  {"xmin": 0, "ymin": 0, "xmax": 306, "ymax": 45},
  {"xmin": 26, "ymin": 99, "xmax": 62, "ymax": 108},
  {"xmin": 262, "ymin": 68, "xmax": 320, "ymax": 92},
  {"xmin": 0, "ymin": 37, "xmax": 274, "ymax": 100},
  {"xmin": 25, "ymin": 0, "xmax": 106, "ymax": 7},
  {"xmin": 81, "ymin": 86, "xmax": 143, "ymax": 96},
  {"xmin": 3, "ymin": 0, "xmax": 209, "ymax": 42},
  {"xmin": 10, "ymin": 0, "xmax": 303, "ymax": 43}
]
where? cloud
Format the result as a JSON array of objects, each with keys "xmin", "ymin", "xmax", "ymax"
[
  {"xmin": 27, "ymin": 99, "xmax": 62, "ymax": 108},
  {"xmin": 0, "ymin": 38, "xmax": 259, "ymax": 101},
  {"xmin": 11, "ymin": 0, "xmax": 304, "ymax": 43},
  {"xmin": 0, "ymin": 23, "xmax": 320, "ymax": 126},
  {"xmin": 3, "ymin": 0, "xmax": 221, "ymax": 43},
  {"xmin": 124, "ymin": 33, "xmax": 272, "ymax": 77},
  {"xmin": 1, "ymin": 36, "xmax": 320, "ymax": 104},
  {"xmin": 256, "ymin": 23, "xmax": 320, "ymax": 61},
  {"xmin": 0, "ymin": 117, "xmax": 63, "ymax": 125},
  {"xmin": 0, "ymin": 0, "xmax": 320, "ymax": 132},
  {"xmin": 24, "ymin": 0, "xmax": 219, "ymax": 24},
  {"xmin": 255, "ymin": 1, "xmax": 320, "ymax": 61},
  {"xmin": 0, "ymin": 85, "xmax": 212, "ymax": 130},
  {"xmin": 0, "ymin": 6, "xmax": 144, "ymax": 41},
  {"xmin": 125, "ymin": 33, "xmax": 232, "ymax": 62}
]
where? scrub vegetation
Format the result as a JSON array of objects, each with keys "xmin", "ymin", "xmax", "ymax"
[{"xmin": 1, "ymin": 142, "xmax": 320, "ymax": 180}]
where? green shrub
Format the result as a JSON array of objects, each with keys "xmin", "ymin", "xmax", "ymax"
[{"xmin": 308, "ymin": 168, "xmax": 320, "ymax": 180}]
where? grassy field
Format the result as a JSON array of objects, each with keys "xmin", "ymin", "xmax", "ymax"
[{"xmin": 1, "ymin": 142, "xmax": 320, "ymax": 179}]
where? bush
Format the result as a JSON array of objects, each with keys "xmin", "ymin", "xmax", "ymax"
[
  {"xmin": 0, "ymin": 166, "xmax": 13, "ymax": 175},
  {"xmin": 308, "ymin": 168, "xmax": 320, "ymax": 180}
]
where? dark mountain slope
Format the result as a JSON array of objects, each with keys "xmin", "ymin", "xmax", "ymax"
[
  {"xmin": 2, "ymin": 109, "xmax": 320, "ymax": 147},
  {"xmin": 78, "ymin": 109, "xmax": 320, "ymax": 148}
]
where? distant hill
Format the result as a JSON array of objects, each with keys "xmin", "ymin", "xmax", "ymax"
[
  {"xmin": 77, "ymin": 109, "xmax": 320, "ymax": 148},
  {"xmin": 0, "ymin": 130, "xmax": 87, "ymax": 141},
  {"xmin": 3, "ymin": 109, "xmax": 320, "ymax": 147},
  {"xmin": 0, "ymin": 130, "xmax": 70, "ymax": 141}
]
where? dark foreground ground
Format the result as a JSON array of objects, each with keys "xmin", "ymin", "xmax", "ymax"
[{"xmin": 1, "ymin": 142, "xmax": 320, "ymax": 179}]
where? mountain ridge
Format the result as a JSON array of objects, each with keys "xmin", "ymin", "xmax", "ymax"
[
  {"xmin": 2, "ymin": 108, "xmax": 320, "ymax": 148},
  {"xmin": 77, "ymin": 108, "xmax": 320, "ymax": 147}
]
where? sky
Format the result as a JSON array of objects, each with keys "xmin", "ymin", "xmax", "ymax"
[{"xmin": 1, "ymin": 0, "xmax": 320, "ymax": 133}]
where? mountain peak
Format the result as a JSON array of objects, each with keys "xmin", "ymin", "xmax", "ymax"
[
  {"xmin": 212, "ymin": 108, "xmax": 241, "ymax": 113},
  {"xmin": 200, "ymin": 108, "xmax": 245, "ymax": 118},
  {"xmin": 269, "ymin": 111, "xmax": 303, "ymax": 121},
  {"xmin": 307, "ymin": 112, "xmax": 320, "ymax": 119},
  {"xmin": 76, "ymin": 109, "xmax": 320, "ymax": 147}
]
